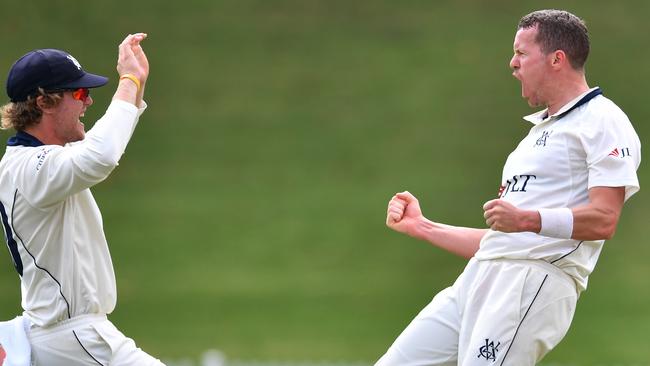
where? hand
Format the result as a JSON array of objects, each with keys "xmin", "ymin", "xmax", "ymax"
[
  {"xmin": 386, "ymin": 191, "xmax": 424, "ymax": 237},
  {"xmin": 483, "ymin": 199, "xmax": 536, "ymax": 233},
  {"xmin": 116, "ymin": 33, "xmax": 149, "ymax": 83}
]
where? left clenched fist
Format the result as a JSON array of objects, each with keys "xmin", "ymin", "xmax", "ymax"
[{"xmin": 483, "ymin": 199, "xmax": 533, "ymax": 233}]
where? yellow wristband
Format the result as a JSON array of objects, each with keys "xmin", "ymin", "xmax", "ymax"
[{"xmin": 119, "ymin": 74, "xmax": 141, "ymax": 92}]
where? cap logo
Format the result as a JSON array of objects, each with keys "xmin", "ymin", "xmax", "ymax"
[{"xmin": 66, "ymin": 55, "xmax": 82, "ymax": 70}]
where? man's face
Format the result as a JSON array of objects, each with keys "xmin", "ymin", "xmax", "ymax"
[
  {"xmin": 51, "ymin": 91, "xmax": 93, "ymax": 145},
  {"xmin": 509, "ymin": 26, "xmax": 553, "ymax": 108}
]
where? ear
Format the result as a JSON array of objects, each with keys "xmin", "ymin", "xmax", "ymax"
[
  {"xmin": 550, "ymin": 50, "xmax": 567, "ymax": 68},
  {"xmin": 36, "ymin": 95, "xmax": 55, "ymax": 114}
]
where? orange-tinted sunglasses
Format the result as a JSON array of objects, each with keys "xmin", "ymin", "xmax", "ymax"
[{"xmin": 70, "ymin": 88, "xmax": 90, "ymax": 101}]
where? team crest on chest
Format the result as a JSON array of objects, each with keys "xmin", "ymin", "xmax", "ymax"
[{"xmin": 534, "ymin": 130, "xmax": 552, "ymax": 147}]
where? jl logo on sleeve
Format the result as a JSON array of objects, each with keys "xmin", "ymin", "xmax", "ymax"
[{"xmin": 608, "ymin": 147, "xmax": 631, "ymax": 158}]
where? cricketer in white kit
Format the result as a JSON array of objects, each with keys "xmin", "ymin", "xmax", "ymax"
[
  {"xmin": 0, "ymin": 34, "xmax": 165, "ymax": 365},
  {"xmin": 376, "ymin": 9, "xmax": 640, "ymax": 366}
]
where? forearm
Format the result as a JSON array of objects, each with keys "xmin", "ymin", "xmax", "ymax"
[
  {"xmin": 571, "ymin": 204, "xmax": 620, "ymax": 240},
  {"xmin": 518, "ymin": 205, "xmax": 619, "ymax": 240},
  {"xmin": 113, "ymin": 77, "xmax": 141, "ymax": 106},
  {"xmin": 484, "ymin": 187, "xmax": 625, "ymax": 241},
  {"xmin": 506, "ymin": 204, "xmax": 618, "ymax": 240},
  {"xmin": 408, "ymin": 217, "xmax": 487, "ymax": 259},
  {"xmin": 136, "ymin": 81, "xmax": 146, "ymax": 108}
]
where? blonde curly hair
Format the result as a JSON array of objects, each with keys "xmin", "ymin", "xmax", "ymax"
[{"xmin": 1, "ymin": 88, "xmax": 63, "ymax": 131}]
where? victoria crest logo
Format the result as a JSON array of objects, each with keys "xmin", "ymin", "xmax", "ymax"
[
  {"xmin": 534, "ymin": 130, "xmax": 552, "ymax": 147},
  {"xmin": 477, "ymin": 338, "xmax": 500, "ymax": 361}
]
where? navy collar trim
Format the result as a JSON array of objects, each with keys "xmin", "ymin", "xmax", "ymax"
[
  {"xmin": 7, "ymin": 131, "xmax": 44, "ymax": 147},
  {"xmin": 555, "ymin": 87, "xmax": 602, "ymax": 120}
]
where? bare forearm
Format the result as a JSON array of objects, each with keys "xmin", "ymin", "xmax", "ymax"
[
  {"xmin": 495, "ymin": 206, "xmax": 620, "ymax": 240},
  {"xmin": 571, "ymin": 204, "xmax": 620, "ymax": 240},
  {"xmin": 387, "ymin": 191, "xmax": 487, "ymax": 259},
  {"xmin": 409, "ymin": 217, "xmax": 487, "ymax": 259},
  {"xmin": 113, "ymin": 78, "xmax": 139, "ymax": 106}
]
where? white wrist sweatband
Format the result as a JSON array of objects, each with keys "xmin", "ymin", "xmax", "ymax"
[{"xmin": 538, "ymin": 208, "xmax": 573, "ymax": 239}]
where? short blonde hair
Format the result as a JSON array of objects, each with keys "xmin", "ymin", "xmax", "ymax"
[{"xmin": 1, "ymin": 88, "xmax": 63, "ymax": 131}]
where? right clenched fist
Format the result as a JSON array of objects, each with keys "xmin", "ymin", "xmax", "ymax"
[{"xmin": 386, "ymin": 191, "xmax": 423, "ymax": 235}]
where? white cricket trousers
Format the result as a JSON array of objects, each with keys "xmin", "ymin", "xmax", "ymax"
[
  {"xmin": 28, "ymin": 314, "xmax": 165, "ymax": 366},
  {"xmin": 375, "ymin": 258, "xmax": 578, "ymax": 366}
]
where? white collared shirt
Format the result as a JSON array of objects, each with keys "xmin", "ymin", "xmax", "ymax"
[{"xmin": 475, "ymin": 88, "xmax": 641, "ymax": 292}]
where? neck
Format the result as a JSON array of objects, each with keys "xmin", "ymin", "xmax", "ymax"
[
  {"xmin": 23, "ymin": 124, "xmax": 64, "ymax": 146},
  {"xmin": 545, "ymin": 72, "xmax": 590, "ymax": 115}
]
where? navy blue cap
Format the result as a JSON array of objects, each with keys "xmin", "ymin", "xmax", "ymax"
[{"xmin": 6, "ymin": 49, "xmax": 109, "ymax": 102}]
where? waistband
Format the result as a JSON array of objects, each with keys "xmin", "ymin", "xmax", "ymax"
[
  {"xmin": 28, "ymin": 314, "xmax": 107, "ymax": 341},
  {"xmin": 472, "ymin": 257, "xmax": 577, "ymax": 293}
]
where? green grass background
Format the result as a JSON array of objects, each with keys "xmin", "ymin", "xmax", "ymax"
[{"xmin": 1, "ymin": 0, "xmax": 648, "ymax": 363}]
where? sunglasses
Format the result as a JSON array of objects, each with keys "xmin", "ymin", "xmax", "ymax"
[
  {"xmin": 45, "ymin": 87, "xmax": 90, "ymax": 101},
  {"xmin": 70, "ymin": 88, "xmax": 90, "ymax": 101}
]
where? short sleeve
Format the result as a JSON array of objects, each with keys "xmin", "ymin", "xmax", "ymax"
[{"xmin": 580, "ymin": 108, "xmax": 641, "ymax": 201}]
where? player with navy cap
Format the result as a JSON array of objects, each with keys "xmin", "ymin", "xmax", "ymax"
[
  {"xmin": 376, "ymin": 9, "xmax": 640, "ymax": 366},
  {"xmin": 0, "ymin": 34, "xmax": 165, "ymax": 365}
]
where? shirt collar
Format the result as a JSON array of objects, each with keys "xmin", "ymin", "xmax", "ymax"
[
  {"xmin": 523, "ymin": 87, "xmax": 602, "ymax": 125},
  {"xmin": 7, "ymin": 131, "xmax": 44, "ymax": 147}
]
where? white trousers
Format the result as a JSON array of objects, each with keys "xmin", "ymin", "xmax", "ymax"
[
  {"xmin": 375, "ymin": 258, "xmax": 578, "ymax": 366},
  {"xmin": 28, "ymin": 314, "xmax": 165, "ymax": 366}
]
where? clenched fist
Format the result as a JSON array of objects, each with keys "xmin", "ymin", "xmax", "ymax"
[
  {"xmin": 483, "ymin": 199, "xmax": 538, "ymax": 233},
  {"xmin": 386, "ymin": 191, "xmax": 425, "ymax": 237}
]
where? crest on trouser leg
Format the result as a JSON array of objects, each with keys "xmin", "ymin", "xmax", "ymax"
[{"xmin": 477, "ymin": 338, "xmax": 501, "ymax": 361}]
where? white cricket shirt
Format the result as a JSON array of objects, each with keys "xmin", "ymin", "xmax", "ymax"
[
  {"xmin": 0, "ymin": 100, "xmax": 146, "ymax": 327},
  {"xmin": 474, "ymin": 87, "xmax": 641, "ymax": 292}
]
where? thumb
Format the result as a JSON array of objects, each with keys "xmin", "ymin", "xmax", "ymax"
[{"xmin": 395, "ymin": 191, "xmax": 418, "ymax": 203}]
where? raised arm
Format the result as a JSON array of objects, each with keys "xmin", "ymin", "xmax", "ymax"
[
  {"xmin": 17, "ymin": 34, "xmax": 150, "ymax": 208},
  {"xmin": 386, "ymin": 191, "xmax": 488, "ymax": 259}
]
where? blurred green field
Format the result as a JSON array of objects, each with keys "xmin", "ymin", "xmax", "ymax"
[{"xmin": 1, "ymin": 0, "xmax": 648, "ymax": 363}]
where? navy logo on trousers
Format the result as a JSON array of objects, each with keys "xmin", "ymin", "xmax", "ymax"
[{"xmin": 477, "ymin": 338, "xmax": 500, "ymax": 361}]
